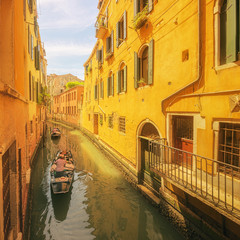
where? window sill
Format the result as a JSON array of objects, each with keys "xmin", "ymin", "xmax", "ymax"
[
  {"xmin": 119, "ymin": 131, "xmax": 126, "ymax": 136},
  {"xmin": 119, "ymin": 91, "xmax": 126, "ymax": 95},
  {"xmin": 137, "ymin": 84, "xmax": 150, "ymax": 89},
  {"xmin": 215, "ymin": 61, "xmax": 240, "ymax": 71}
]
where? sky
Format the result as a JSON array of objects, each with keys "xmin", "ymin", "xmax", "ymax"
[{"xmin": 37, "ymin": 0, "xmax": 99, "ymax": 80}]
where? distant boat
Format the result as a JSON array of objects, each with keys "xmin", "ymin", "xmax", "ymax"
[
  {"xmin": 50, "ymin": 151, "xmax": 75, "ymax": 194},
  {"xmin": 51, "ymin": 128, "xmax": 61, "ymax": 138}
]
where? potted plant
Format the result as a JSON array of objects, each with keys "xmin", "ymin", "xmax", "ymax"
[
  {"xmin": 132, "ymin": 5, "xmax": 148, "ymax": 30},
  {"xmin": 138, "ymin": 78, "xmax": 147, "ymax": 87}
]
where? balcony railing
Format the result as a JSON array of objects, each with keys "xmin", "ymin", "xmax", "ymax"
[{"xmin": 145, "ymin": 139, "xmax": 240, "ymax": 220}]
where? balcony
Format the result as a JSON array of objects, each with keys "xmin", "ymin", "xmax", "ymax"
[
  {"xmin": 95, "ymin": 16, "xmax": 108, "ymax": 39},
  {"xmin": 132, "ymin": 6, "xmax": 148, "ymax": 30},
  {"xmin": 141, "ymin": 137, "xmax": 240, "ymax": 220}
]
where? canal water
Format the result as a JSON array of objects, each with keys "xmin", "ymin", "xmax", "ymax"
[{"xmin": 29, "ymin": 123, "xmax": 184, "ymax": 240}]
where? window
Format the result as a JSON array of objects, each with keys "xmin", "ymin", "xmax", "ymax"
[
  {"xmin": 94, "ymin": 84, "xmax": 99, "ymax": 100},
  {"xmin": 116, "ymin": 11, "xmax": 127, "ymax": 47},
  {"xmin": 219, "ymin": 0, "xmax": 239, "ymax": 65},
  {"xmin": 28, "ymin": 26, "xmax": 30, "ymax": 54},
  {"xmin": 119, "ymin": 117, "xmax": 126, "ymax": 133},
  {"xmin": 107, "ymin": 73, "xmax": 114, "ymax": 97},
  {"xmin": 100, "ymin": 80, "xmax": 104, "ymax": 99},
  {"xmin": 117, "ymin": 63, "xmax": 127, "ymax": 93},
  {"xmin": 31, "ymin": 35, "xmax": 33, "ymax": 60},
  {"xmin": 74, "ymin": 92, "xmax": 76, "ymax": 100},
  {"xmin": 30, "ymin": 120, "xmax": 33, "ymax": 134},
  {"xmin": 106, "ymin": 31, "xmax": 114, "ymax": 59},
  {"xmin": 218, "ymin": 123, "xmax": 240, "ymax": 174},
  {"xmin": 100, "ymin": 114, "xmax": 103, "ymax": 126},
  {"xmin": 29, "ymin": 71, "xmax": 32, "ymax": 100},
  {"xmin": 134, "ymin": 39, "xmax": 154, "ymax": 88},
  {"xmin": 97, "ymin": 47, "xmax": 104, "ymax": 67},
  {"xmin": 74, "ymin": 106, "xmax": 76, "ymax": 114},
  {"xmin": 134, "ymin": 0, "xmax": 153, "ymax": 16},
  {"xmin": 108, "ymin": 115, "xmax": 113, "ymax": 128}
]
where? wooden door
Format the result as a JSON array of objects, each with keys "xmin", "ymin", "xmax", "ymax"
[{"xmin": 173, "ymin": 116, "xmax": 193, "ymax": 167}]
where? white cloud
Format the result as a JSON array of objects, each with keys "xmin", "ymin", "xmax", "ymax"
[
  {"xmin": 45, "ymin": 41, "xmax": 93, "ymax": 57},
  {"xmin": 38, "ymin": 0, "xmax": 97, "ymax": 30}
]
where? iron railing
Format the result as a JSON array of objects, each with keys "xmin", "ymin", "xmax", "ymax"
[{"xmin": 147, "ymin": 139, "xmax": 240, "ymax": 219}]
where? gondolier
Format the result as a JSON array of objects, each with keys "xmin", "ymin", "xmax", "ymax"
[
  {"xmin": 50, "ymin": 150, "xmax": 75, "ymax": 194},
  {"xmin": 53, "ymin": 157, "xmax": 66, "ymax": 177}
]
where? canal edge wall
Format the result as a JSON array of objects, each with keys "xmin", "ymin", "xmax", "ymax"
[
  {"xmin": 47, "ymin": 119, "xmax": 225, "ymax": 239},
  {"xmin": 23, "ymin": 135, "xmax": 45, "ymax": 240}
]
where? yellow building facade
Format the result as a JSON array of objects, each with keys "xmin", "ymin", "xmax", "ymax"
[{"xmin": 83, "ymin": 0, "xmax": 240, "ymax": 238}]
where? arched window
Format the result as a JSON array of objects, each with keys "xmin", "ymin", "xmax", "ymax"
[
  {"xmin": 141, "ymin": 46, "xmax": 148, "ymax": 83},
  {"xmin": 134, "ymin": 39, "xmax": 154, "ymax": 88}
]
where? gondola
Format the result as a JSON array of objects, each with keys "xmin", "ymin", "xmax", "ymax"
[
  {"xmin": 50, "ymin": 151, "xmax": 75, "ymax": 194},
  {"xmin": 51, "ymin": 128, "xmax": 61, "ymax": 138}
]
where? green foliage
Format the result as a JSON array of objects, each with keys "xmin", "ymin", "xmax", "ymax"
[
  {"xmin": 65, "ymin": 81, "xmax": 83, "ymax": 90},
  {"xmin": 38, "ymin": 86, "xmax": 50, "ymax": 106},
  {"xmin": 132, "ymin": 5, "xmax": 148, "ymax": 30}
]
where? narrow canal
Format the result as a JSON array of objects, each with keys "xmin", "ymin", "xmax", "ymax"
[{"xmin": 29, "ymin": 123, "xmax": 184, "ymax": 240}]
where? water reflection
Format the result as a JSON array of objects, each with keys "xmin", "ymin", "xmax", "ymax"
[
  {"xmin": 29, "ymin": 123, "xmax": 183, "ymax": 240},
  {"xmin": 51, "ymin": 188, "xmax": 72, "ymax": 222}
]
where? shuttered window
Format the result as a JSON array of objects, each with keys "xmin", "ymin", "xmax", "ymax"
[
  {"xmin": 107, "ymin": 74, "xmax": 114, "ymax": 97},
  {"xmin": 134, "ymin": 0, "xmax": 153, "ymax": 17},
  {"xmin": 220, "ymin": 0, "xmax": 239, "ymax": 64},
  {"xmin": 116, "ymin": 11, "xmax": 127, "ymax": 47},
  {"xmin": 119, "ymin": 117, "xmax": 126, "ymax": 133},
  {"xmin": 100, "ymin": 81, "xmax": 104, "ymax": 99},
  {"xmin": 117, "ymin": 65, "xmax": 127, "ymax": 93},
  {"xmin": 108, "ymin": 115, "xmax": 113, "ymax": 128},
  {"xmin": 106, "ymin": 31, "xmax": 114, "ymax": 58},
  {"xmin": 134, "ymin": 39, "xmax": 154, "ymax": 88},
  {"xmin": 94, "ymin": 84, "xmax": 98, "ymax": 100}
]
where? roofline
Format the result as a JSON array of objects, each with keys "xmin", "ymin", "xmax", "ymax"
[{"xmin": 83, "ymin": 41, "xmax": 99, "ymax": 67}]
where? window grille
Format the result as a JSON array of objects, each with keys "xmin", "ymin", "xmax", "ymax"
[
  {"xmin": 218, "ymin": 122, "xmax": 240, "ymax": 175},
  {"xmin": 119, "ymin": 117, "xmax": 126, "ymax": 133},
  {"xmin": 108, "ymin": 115, "xmax": 113, "ymax": 128}
]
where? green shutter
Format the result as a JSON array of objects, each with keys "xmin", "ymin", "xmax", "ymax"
[
  {"xmin": 148, "ymin": 39, "xmax": 154, "ymax": 85},
  {"xmin": 117, "ymin": 71, "xmax": 120, "ymax": 93},
  {"xmin": 134, "ymin": 0, "xmax": 138, "ymax": 17},
  {"xmin": 148, "ymin": 0, "xmax": 153, "ymax": 13},
  {"xmin": 123, "ymin": 66, "xmax": 127, "ymax": 92},
  {"xmin": 134, "ymin": 52, "xmax": 139, "ymax": 88},
  {"xmin": 112, "ymin": 74, "xmax": 114, "ymax": 96},
  {"xmin": 124, "ymin": 10, "xmax": 127, "ymax": 40},
  {"xmin": 106, "ymin": 37, "xmax": 110, "ymax": 53},
  {"xmin": 226, "ymin": 0, "xmax": 237, "ymax": 63},
  {"xmin": 111, "ymin": 30, "xmax": 114, "ymax": 53},
  {"xmin": 116, "ymin": 22, "xmax": 119, "ymax": 47},
  {"xmin": 102, "ymin": 81, "xmax": 104, "ymax": 98},
  {"xmin": 101, "ymin": 46, "xmax": 104, "ymax": 64},
  {"xmin": 96, "ymin": 50, "xmax": 100, "ymax": 61},
  {"xmin": 105, "ymin": 7, "xmax": 108, "ymax": 28},
  {"xmin": 107, "ymin": 77, "xmax": 110, "ymax": 97}
]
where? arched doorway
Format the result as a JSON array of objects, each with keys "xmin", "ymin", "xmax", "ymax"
[{"xmin": 137, "ymin": 121, "xmax": 162, "ymax": 191}]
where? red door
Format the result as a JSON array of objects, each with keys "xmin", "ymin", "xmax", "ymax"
[{"xmin": 173, "ymin": 116, "xmax": 193, "ymax": 168}]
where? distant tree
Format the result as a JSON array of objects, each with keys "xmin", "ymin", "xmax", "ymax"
[
  {"xmin": 38, "ymin": 86, "xmax": 50, "ymax": 106},
  {"xmin": 65, "ymin": 81, "xmax": 84, "ymax": 90}
]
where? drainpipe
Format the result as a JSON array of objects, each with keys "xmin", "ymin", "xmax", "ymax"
[{"xmin": 161, "ymin": 0, "xmax": 202, "ymax": 112}]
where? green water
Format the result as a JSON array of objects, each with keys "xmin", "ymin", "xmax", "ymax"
[{"xmin": 29, "ymin": 123, "xmax": 184, "ymax": 240}]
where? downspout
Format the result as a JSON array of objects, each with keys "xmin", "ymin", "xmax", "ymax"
[{"xmin": 161, "ymin": 0, "xmax": 202, "ymax": 112}]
